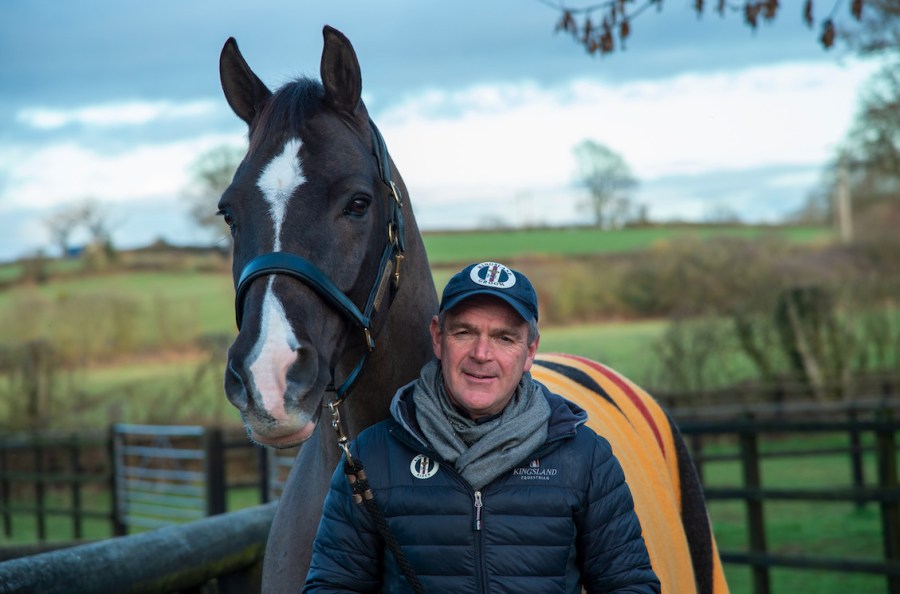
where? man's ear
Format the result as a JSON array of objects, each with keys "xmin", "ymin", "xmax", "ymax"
[
  {"xmin": 523, "ymin": 336, "xmax": 539, "ymax": 372},
  {"xmin": 429, "ymin": 315, "xmax": 443, "ymax": 360}
]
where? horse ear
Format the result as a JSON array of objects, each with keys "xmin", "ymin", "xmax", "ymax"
[
  {"xmin": 220, "ymin": 37, "xmax": 273, "ymax": 127},
  {"xmin": 321, "ymin": 26, "xmax": 363, "ymax": 116}
]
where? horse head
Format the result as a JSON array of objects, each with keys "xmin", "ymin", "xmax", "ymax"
[{"xmin": 218, "ymin": 26, "xmax": 435, "ymax": 449}]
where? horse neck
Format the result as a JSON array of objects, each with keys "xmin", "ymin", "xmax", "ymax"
[{"xmin": 344, "ymin": 202, "xmax": 438, "ymax": 437}]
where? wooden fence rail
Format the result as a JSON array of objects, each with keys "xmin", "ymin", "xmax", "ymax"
[{"xmin": 0, "ymin": 502, "xmax": 275, "ymax": 594}]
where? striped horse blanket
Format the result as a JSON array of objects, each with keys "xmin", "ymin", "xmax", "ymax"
[{"xmin": 533, "ymin": 353, "xmax": 730, "ymax": 594}]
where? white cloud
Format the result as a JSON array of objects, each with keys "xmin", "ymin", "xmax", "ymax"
[
  {"xmin": 378, "ymin": 58, "xmax": 879, "ymax": 210},
  {"xmin": 0, "ymin": 133, "xmax": 245, "ymax": 210},
  {"xmin": 17, "ymin": 100, "xmax": 219, "ymax": 129}
]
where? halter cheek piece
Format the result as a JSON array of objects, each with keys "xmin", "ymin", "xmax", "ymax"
[{"xmin": 233, "ymin": 119, "xmax": 405, "ymax": 406}]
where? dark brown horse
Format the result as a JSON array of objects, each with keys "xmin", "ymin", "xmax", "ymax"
[{"xmin": 219, "ymin": 26, "xmax": 728, "ymax": 594}]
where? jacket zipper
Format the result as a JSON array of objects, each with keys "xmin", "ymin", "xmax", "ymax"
[
  {"xmin": 473, "ymin": 490, "xmax": 488, "ymax": 593},
  {"xmin": 473, "ymin": 490, "xmax": 483, "ymax": 531}
]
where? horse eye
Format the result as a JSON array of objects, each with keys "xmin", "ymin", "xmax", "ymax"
[
  {"xmin": 344, "ymin": 196, "xmax": 371, "ymax": 218},
  {"xmin": 216, "ymin": 208, "xmax": 236, "ymax": 233}
]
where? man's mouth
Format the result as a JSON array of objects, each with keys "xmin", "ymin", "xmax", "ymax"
[{"xmin": 465, "ymin": 370, "xmax": 495, "ymax": 380}]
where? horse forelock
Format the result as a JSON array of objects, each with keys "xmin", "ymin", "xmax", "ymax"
[{"xmin": 248, "ymin": 78, "xmax": 324, "ymax": 158}]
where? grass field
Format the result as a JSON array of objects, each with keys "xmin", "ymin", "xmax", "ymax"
[
  {"xmin": 0, "ymin": 271, "xmax": 234, "ymax": 338},
  {"xmin": 422, "ymin": 225, "xmax": 833, "ymax": 265}
]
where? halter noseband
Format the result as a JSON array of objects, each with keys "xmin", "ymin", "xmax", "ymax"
[{"xmin": 233, "ymin": 119, "xmax": 405, "ymax": 401}]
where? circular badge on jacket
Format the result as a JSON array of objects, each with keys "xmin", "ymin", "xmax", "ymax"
[{"xmin": 410, "ymin": 454, "xmax": 439, "ymax": 479}]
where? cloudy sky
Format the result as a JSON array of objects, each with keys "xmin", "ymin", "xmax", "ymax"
[{"xmin": 0, "ymin": 0, "xmax": 884, "ymax": 261}]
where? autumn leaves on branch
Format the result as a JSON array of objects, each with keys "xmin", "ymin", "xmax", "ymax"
[{"xmin": 549, "ymin": 0, "xmax": 866, "ymax": 56}]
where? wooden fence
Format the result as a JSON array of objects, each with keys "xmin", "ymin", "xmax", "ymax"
[
  {"xmin": 679, "ymin": 397, "xmax": 900, "ymax": 594},
  {"xmin": 0, "ymin": 424, "xmax": 289, "ymax": 554},
  {"xmin": 0, "ymin": 399, "xmax": 898, "ymax": 593}
]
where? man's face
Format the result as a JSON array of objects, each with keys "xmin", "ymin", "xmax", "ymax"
[{"xmin": 430, "ymin": 295, "xmax": 538, "ymax": 420}]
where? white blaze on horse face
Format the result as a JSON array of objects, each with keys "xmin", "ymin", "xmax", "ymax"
[
  {"xmin": 257, "ymin": 137, "xmax": 306, "ymax": 252},
  {"xmin": 248, "ymin": 277, "xmax": 301, "ymax": 422},
  {"xmin": 248, "ymin": 138, "xmax": 306, "ymax": 422}
]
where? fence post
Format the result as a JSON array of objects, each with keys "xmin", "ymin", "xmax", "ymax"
[
  {"xmin": 69, "ymin": 438, "xmax": 83, "ymax": 540},
  {"xmin": 740, "ymin": 424, "xmax": 770, "ymax": 594},
  {"xmin": 848, "ymin": 406, "xmax": 865, "ymax": 510},
  {"xmin": 204, "ymin": 428, "xmax": 227, "ymax": 516},
  {"xmin": 33, "ymin": 442, "xmax": 46, "ymax": 542},
  {"xmin": 876, "ymin": 409, "xmax": 900, "ymax": 594},
  {"xmin": 1, "ymin": 449, "xmax": 10, "ymax": 538},
  {"xmin": 108, "ymin": 425, "xmax": 126, "ymax": 536}
]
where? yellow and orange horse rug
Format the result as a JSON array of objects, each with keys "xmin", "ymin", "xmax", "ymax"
[{"xmin": 534, "ymin": 353, "xmax": 729, "ymax": 594}]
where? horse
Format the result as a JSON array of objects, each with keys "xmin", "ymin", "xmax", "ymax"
[{"xmin": 218, "ymin": 25, "xmax": 729, "ymax": 594}]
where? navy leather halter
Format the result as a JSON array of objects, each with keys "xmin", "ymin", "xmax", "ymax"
[{"xmin": 234, "ymin": 119, "xmax": 405, "ymax": 400}]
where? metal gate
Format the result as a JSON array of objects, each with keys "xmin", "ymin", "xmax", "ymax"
[{"xmin": 112, "ymin": 424, "xmax": 222, "ymax": 532}]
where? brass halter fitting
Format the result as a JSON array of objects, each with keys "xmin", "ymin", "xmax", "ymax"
[{"xmin": 389, "ymin": 180, "xmax": 403, "ymax": 208}]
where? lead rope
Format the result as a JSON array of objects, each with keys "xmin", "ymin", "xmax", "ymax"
[{"xmin": 327, "ymin": 397, "xmax": 427, "ymax": 594}]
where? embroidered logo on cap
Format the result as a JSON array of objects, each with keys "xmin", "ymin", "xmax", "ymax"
[
  {"xmin": 410, "ymin": 454, "xmax": 439, "ymax": 479},
  {"xmin": 470, "ymin": 262, "xmax": 517, "ymax": 289}
]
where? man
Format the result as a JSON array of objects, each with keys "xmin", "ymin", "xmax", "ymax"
[{"xmin": 303, "ymin": 261, "xmax": 660, "ymax": 593}]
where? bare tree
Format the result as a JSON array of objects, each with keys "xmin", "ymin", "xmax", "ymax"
[
  {"xmin": 573, "ymin": 140, "xmax": 638, "ymax": 228},
  {"xmin": 74, "ymin": 198, "xmax": 116, "ymax": 247},
  {"xmin": 42, "ymin": 198, "xmax": 118, "ymax": 257},
  {"xmin": 846, "ymin": 0, "xmax": 900, "ymax": 54},
  {"xmin": 845, "ymin": 58, "xmax": 900, "ymax": 177},
  {"xmin": 42, "ymin": 208, "xmax": 81, "ymax": 257},
  {"xmin": 183, "ymin": 145, "xmax": 244, "ymax": 245},
  {"xmin": 797, "ymin": 58, "xmax": 900, "ymax": 240},
  {"xmin": 542, "ymin": 0, "xmax": 889, "ymax": 58}
]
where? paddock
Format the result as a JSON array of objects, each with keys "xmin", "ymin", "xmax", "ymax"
[{"xmin": 1, "ymin": 399, "xmax": 898, "ymax": 594}]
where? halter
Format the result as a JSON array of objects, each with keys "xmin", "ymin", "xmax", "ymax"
[{"xmin": 233, "ymin": 118, "xmax": 405, "ymax": 404}]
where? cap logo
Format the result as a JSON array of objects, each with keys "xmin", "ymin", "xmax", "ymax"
[{"xmin": 470, "ymin": 262, "xmax": 517, "ymax": 289}]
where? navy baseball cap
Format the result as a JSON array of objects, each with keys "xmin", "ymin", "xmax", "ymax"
[{"xmin": 439, "ymin": 261, "xmax": 539, "ymax": 323}]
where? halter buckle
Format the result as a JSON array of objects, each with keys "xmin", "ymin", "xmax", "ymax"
[
  {"xmin": 393, "ymin": 253, "xmax": 403, "ymax": 290},
  {"xmin": 389, "ymin": 180, "xmax": 402, "ymax": 208}
]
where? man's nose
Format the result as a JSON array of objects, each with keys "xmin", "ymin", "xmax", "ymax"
[{"xmin": 471, "ymin": 335, "xmax": 492, "ymax": 360}]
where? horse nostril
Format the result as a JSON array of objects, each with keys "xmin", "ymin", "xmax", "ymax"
[
  {"xmin": 224, "ymin": 359, "xmax": 249, "ymax": 411},
  {"xmin": 284, "ymin": 346, "xmax": 320, "ymax": 404}
]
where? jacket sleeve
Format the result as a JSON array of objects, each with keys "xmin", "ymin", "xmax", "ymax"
[
  {"xmin": 302, "ymin": 453, "xmax": 384, "ymax": 593},
  {"xmin": 578, "ymin": 434, "xmax": 661, "ymax": 594}
]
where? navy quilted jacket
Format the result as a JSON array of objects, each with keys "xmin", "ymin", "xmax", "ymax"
[{"xmin": 303, "ymin": 385, "xmax": 660, "ymax": 594}]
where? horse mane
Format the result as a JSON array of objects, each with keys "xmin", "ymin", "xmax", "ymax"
[{"xmin": 248, "ymin": 78, "xmax": 324, "ymax": 157}]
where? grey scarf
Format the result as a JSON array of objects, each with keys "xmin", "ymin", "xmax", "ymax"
[{"xmin": 411, "ymin": 359, "xmax": 551, "ymax": 490}]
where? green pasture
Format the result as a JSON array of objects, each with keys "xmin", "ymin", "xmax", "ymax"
[
  {"xmin": 422, "ymin": 225, "xmax": 833, "ymax": 265},
  {"xmin": 0, "ymin": 271, "xmax": 234, "ymax": 339}
]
